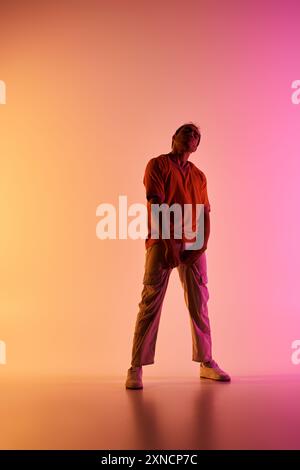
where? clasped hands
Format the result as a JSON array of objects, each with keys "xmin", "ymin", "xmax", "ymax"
[{"xmin": 162, "ymin": 238, "xmax": 207, "ymax": 268}]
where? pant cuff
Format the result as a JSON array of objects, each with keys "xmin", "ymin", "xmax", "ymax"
[{"xmin": 131, "ymin": 360, "xmax": 154, "ymax": 367}]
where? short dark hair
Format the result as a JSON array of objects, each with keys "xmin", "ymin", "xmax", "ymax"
[{"xmin": 172, "ymin": 122, "xmax": 201, "ymax": 148}]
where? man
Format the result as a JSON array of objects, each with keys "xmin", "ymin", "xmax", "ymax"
[{"xmin": 125, "ymin": 123, "xmax": 230, "ymax": 389}]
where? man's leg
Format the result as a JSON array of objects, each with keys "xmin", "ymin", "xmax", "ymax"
[
  {"xmin": 177, "ymin": 252, "xmax": 212, "ymax": 363},
  {"xmin": 131, "ymin": 243, "xmax": 172, "ymax": 367}
]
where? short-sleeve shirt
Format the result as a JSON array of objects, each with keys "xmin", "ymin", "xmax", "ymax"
[{"xmin": 143, "ymin": 152, "xmax": 210, "ymax": 249}]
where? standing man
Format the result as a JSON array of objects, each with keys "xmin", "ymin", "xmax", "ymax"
[{"xmin": 125, "ymin": 123, "xmax": 230, "ymax": 389}]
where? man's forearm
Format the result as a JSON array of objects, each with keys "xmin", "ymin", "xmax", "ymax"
[
  {"xmin": 148, "ymin": 197, "xmax": 163, "ymax": 238},
  {"xmin": 148, "ymin": 197, "xmax": 182, "ymax": 267},
  {"xmin": 203, "ymin": 209, "xmax": 210, "ymax": 249},
  {"xmin": 149, "ymin": 198, "xmax": 210, "ymax": 249}
]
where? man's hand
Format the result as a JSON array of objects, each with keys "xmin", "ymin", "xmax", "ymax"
[
  {"xmin": 180, "ymin": 207, "xmax": 210, "ymax": 266},
  {"xmin": 180, "ymin": 244, "xmax": 207, "ymax": 266},
  {"xmin": 162, "ymin": 239, "xmax": 184, "ymax": 268}
]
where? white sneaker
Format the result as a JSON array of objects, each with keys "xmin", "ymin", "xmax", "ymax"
[
  {"xmin": 125, "ymin": 366, "xmax": 143, "ymax": 389},
  {"xmin": 200, "ymin": 360, "xmax": 231, "ymax": 382}
]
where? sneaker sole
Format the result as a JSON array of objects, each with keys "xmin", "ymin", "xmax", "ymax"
[{"xmin": 200, "ymin": 375, "xmax": 231, "ymax": 382}]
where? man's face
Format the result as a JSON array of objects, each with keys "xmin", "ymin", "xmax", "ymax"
[{"xmin": 173, "ymin": 125, "xmax": 201, "ymax": 153}]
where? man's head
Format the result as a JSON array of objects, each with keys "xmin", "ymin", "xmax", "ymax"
[{"xmin": 172, "ymin": 122, "xmax": 201, "ymax": 153}]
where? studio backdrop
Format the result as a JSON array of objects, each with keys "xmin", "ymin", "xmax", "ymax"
[{"xmin": 1, "ymin": 0, "xmax": 299, "ymax": 378}]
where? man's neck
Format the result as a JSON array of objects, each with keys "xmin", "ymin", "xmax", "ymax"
[{"xmin": 170, "ymin": 150, "xmax": 190, "ymax": 166}]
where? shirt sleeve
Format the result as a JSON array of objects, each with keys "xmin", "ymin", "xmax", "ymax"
[{"xmin": 143, "ymin": 158, "xmax": 165, "ymax": 204}]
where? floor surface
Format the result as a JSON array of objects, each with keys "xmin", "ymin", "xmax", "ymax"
[{"xmin": 0, "ymin": 374, "xmax": 299, "ymax": 449}]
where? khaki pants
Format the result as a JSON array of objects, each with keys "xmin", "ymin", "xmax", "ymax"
[{"xmin": 131, "ymin": 243, "xmax": 212, "ymax": 366}]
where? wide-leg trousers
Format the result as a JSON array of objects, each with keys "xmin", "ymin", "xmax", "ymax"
[{"xmin": 130, "ymin": 242, "xmax": 212, "ymax": 366}]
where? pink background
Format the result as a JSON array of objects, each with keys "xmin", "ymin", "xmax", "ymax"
[{"xmin": 1, "ymin": 0, "xmax": 300, "ymax": 378}]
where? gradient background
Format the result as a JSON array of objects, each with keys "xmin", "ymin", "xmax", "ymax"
[{"xmin": 1, "ymin": 0, "xmax": 300, "ymax": 379}]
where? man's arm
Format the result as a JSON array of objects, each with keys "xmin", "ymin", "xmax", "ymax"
[
  {"xmin": 148, "ymin": 196, "xmax": 183, "ymax": 268},
  {"xmin": 203, "ymin": 205, "xmax": 210, "ymax": 250},
  {"xmin": 201, "ymin": 170, "xmax": 211, "ymax": 250},
  {"xmin": 144, "ymin": 158, "xmax": 182, "ymax": 268},
  {"xmin": 180, "ymin": 205, "xmax": 210, "ymax": 266}
]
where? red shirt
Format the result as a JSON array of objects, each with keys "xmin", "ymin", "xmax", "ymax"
[{"xmin": 143, "ymin": 152, "xmax": 210, "ymax": 249}]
